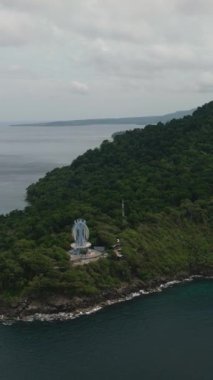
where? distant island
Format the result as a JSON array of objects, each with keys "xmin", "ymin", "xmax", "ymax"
[
  {"xmin": 12, "ymin": 109, "xmax": 193, "ymax": 127},
  {"xmin": 0, "ymin": 101, "xmax": 212, "ymax": 321}
]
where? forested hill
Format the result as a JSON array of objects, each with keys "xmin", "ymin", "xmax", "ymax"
[
  {"xmin": 26, "ymin": 102, "xmax": 212, "ymax": 221},
  {"xmin": 0, "ymin": 101, "xmax": 212, "ymax": 308}
]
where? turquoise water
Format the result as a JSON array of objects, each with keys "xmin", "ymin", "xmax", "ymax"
[{"xmin": 1, "ymin": 280, "xmax": 213, "ymax": 380}]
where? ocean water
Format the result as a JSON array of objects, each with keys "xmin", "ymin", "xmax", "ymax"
[
  {"xmin": 1, "ymin": 280, "xmax": 213, "ymax": 380},
  {"xmin": 0, "ymin": 123, "xmax": 139, "ymax": 214}
]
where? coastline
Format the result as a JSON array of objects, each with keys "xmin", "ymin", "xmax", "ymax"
[{"xmin": 1, "ymin": 274, "xmax": 211, "ymax": 324}]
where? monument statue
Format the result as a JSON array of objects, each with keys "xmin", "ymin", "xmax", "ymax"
[
  {"xmin": 70, "ymin": 218, "xmax": 107, "ymax": 264},
  {"xmin": 71, "ymin": 219, "xmax": 91, "ymax": 251}
]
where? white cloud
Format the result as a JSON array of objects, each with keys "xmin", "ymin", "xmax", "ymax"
[
  {"xmin": 68, "ymin": 81, "xmax": 89, "ymax": 95},
  {"xmin": 0, "ymin": 9, "xmax": 33, "ymax": 46},
  {"xmin": 174, "ymin": 0, "xmax": 213, "ymax": 16},
  {"xmin": 194, "ymin": 72, "xmax": 213, "ymax": 93},
  {"xmin": 0, "ymin": 0, "xmax": 213, "ymax": 119}
]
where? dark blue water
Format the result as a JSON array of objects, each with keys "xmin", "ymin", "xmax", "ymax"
[{"xmin": 1, "ymin": 280, "xmax": 213, "ymax": 380}]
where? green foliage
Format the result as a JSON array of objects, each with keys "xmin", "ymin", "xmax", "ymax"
[{"xmin": 0, "ymin": 101, "xmax": 212, "ymax": 302}]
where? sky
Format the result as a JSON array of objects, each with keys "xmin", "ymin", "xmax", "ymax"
[{"xmin": 0, "ymin": 0, "xmax": 213, "ymax": 121}]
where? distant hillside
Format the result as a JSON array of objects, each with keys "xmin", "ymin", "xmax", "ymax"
[{"xmin": 12, "ymin": 109, "xmax": 194, "ymax": 127}]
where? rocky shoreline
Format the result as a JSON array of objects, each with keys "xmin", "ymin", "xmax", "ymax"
[{"xmin": 1, "ymin": 274, "xmax": 212, "ymax": 324}]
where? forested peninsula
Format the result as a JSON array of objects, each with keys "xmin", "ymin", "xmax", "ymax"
[{"xmin": 0, "ymin": 101, "xmax": 212, "ymax": 320}]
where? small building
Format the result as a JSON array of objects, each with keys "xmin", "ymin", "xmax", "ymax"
[{"xmin": 112, "ymin": 238, "xmax": 123, "ymax": 259}]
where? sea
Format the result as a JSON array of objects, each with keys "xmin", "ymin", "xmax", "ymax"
[
  {"xmin": 1, "ymin": 280, "xmax": 213, "ymax": 380},
  {"xmin": 0, "ymin": 123, "xmax": 212, "ymax": 380},
  {"xmin": 0, "ymin": 123, "xmax": 139, "ymax": 214}
]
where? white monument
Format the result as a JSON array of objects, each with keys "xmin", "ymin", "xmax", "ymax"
[{"xmin": 71, "ymin": 219, "xmax": 91, "ymax": 253}]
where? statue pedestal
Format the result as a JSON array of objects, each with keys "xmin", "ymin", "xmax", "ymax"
[
  {"xmin": 71, "ymin": 242, "xmax": 91, "ymax": 250},
  {"xmin": 70, "ymin": 242, "xmax": 91, "ymax": 255}
]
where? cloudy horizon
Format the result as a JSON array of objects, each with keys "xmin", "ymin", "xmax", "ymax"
[{"xmin": 0, "ymin": 0, "xmax": 213, "ymax": 121}]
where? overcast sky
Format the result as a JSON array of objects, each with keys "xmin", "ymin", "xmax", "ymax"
[{"xmin": 0, "ymin": 0, "xmax": 213, "ymax": 121}]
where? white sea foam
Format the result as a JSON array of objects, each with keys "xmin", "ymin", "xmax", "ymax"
[{"xmin": 0, "ymin": 275, "xmax": 211, "ymax": 323}]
